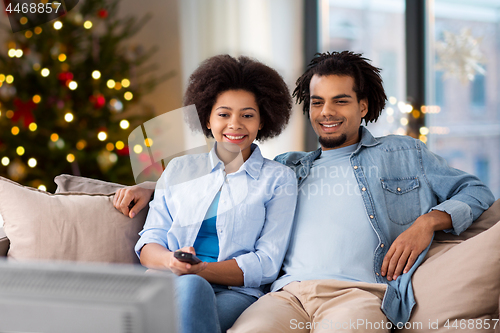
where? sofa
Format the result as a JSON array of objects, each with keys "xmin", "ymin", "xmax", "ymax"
[{"xmin": 0, "ymin": 174, "xmax": 499, "ymax": 332}]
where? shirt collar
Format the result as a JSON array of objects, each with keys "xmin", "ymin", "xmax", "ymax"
[{"xmin": 209, "ymin": 143, "xmax": 263, "ymax": 180}]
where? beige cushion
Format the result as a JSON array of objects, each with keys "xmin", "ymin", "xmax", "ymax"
[
  {"xmin": 0, "ymin": 176, "xmax": 148, "ymax": 264},
  {"xmin": 54, "ymin": 174, "xmax": 125, "ymax": 195},
  {"xmin": 398, "ymin": 212, "xmax": 500, "ymax": 332}
]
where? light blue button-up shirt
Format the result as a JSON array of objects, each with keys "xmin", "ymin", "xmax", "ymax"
[
  {"xmin": 274, "ymin": 126, "xmax": 494, "ymax": 325},
  {"xmin": 135, "ymin": 144, "xmax": 298, "ymax": 298}
]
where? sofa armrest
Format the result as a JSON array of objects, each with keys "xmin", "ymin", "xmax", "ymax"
[{"xmin": 0, "ymin": 227, "xmax": 9, "ymax": 257}]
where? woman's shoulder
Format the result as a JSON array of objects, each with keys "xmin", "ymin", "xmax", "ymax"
[
  {"xmin": 261, "ymin": 157, "xmax": 297, "ymax": 181},
  {"xmin": 161, "ymin": 152, "xmax": 212, "ymax": 182}
]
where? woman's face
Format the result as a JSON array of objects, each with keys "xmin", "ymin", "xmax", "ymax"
[{"xmin": 207, "ymin": 90, "xmax": 262, "ymax": 161}]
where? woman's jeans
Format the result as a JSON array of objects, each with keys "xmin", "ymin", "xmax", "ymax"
[{"xmin": 175, "ymin": 274, "xmax": 257, "ymax": 333}]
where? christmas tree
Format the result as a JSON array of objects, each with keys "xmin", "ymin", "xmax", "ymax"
[{"xmin": 0, "ymin": 0, "xmax": 170, "ymax": 192}]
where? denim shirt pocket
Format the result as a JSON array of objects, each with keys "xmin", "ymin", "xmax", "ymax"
[
  {"xmin": 232, "ymin": 204, "xmax": 265, "ymax": 249},
  {"xmin": 380, "ymin": 177, "xmax": 421, "ymax": 225}
]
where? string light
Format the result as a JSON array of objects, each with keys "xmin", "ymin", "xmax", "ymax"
[
  {"xmin": 28, "ymin": 158, "xmax": 37, "ymax": 168},
  {"xmin": 50, "ymin": 133, "xmax": 59, "ymax": 142},
  {"xmin": 25, "ymin": 31, "xmax": 33, "ymax": 38},
  {"xmin": 389, "ymin": 97, "xmax": 397, "ymax": 105},
  {"xmin": 400, "ymin": 118, "xmax": 409, "ymax": 126},
  {"xmin": 38, "ymin": 185, "xmax": 47, "ymax": 191},
  {"xmin": 32, "ymin": 95, "xmax": 41, "ymax": 103},
  {"xmin": 34, "ymin": 27, "xmax": 42, "ymax": 34},
  {"xmin": 92, "ymin": 70, "xmax": 101, "ymax": 79},
  {"xmin": 53, "ymin": 21, "xmax": 62, "ymax": 30},
  {"xmin": 83, "ymin": 21, "xmax": 93, "ymax": 29},
  {"xmin": 124, "ymin": 92, "xmax": 133, "ymax": 101},
  {"xmin": 106, "ymin": 143, "xmax": 114, "ymax": 151},
  {"xmin": 8, "ymin": 49, "xmax": 16, "ymax": 58},
  {"xmin": 0, "ymin": 74, "xmax": 5, "ymax": 82},
  {"xmin": 1, "ymin": 157, "xmax": 9, "ymax": 166},
  {"xmin": 11, "ymin": 126, "xmax": 19, "ymax": 135},
  {"xmin": 6, "ymin": 75, "xmax": 14, "ymax": 84},
  {"xmin": 66, "ymin": 154, "xmax": 75, "ymax": 163},
  {"xmin": 68, "ymin": 81, "xmax": 78, "ymax": 90},
  {"xmin": 114, "ymin": 82, "xmax": 122, "ymax": 90},
  {"xmin": 419, "ymin": 135, "xmax": 427, "ymax": 144},
  {"xmin": 6, "ymin": 110, "xmax": 14, "ymax": 118},
  {"xmin": 115, "ymin": 141, "xmax": 125, "ymax": 150},
  {"xmin": 16, "ymin": 146, "xmax": 25, "ymax": 156},
  {"xmin": 29, "ymin": 123, "xmax": 37, "ymax": 131},
  {"xmin": 76, "ymin": 140, "xmax": 87, "ymax": 150},
  {"xmin": 106, "ymin": 79, "xmax": 115, "ymax": 89},
  {"xmin": 133, "ymin": 145, "xmax": 143, "ymax": 154},
  {"xmin": 97, "ymin": 131, "xmax": 107, "ymax": 141},
  {"xmin": 121, "ymin": 79, "xmax": 130, "ymax": 88},
  {"xmin": 20, "ymin": 17, "xmax": 28, "ymax": 25},
  {"xmin": 58, "ymin": 53, "xmax": 67, "ymax": 62},
  {"xmin": 15, "ymin": 49, "xmax": 23, "ymax": 58},
  {"xmin": 64, "ymin": 112, "xmax": 74, "ymax": 122},
  {"xmin": 41, "ymin": 68, "xmax": 50, "ymax": 77},
  {"xmin": 119, "ymin": 120, "xmax": 129, "ymax": 129},
  {"xmin": 419, "ymin": 127, "xmax": 430, "ymax": 135},
  {"xmin": 145, "ymin": 138, "xmax": 153, "ymax": 147},
  {"xmin": 109, "ymin": 153, "xmax": 118, "ymax": 163}
]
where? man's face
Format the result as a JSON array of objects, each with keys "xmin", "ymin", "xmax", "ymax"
[{"xmin": 309, "ymin": 74, "xmax": 368, "ymax": 150}]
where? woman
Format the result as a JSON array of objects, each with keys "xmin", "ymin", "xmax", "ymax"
[{"xmin": 114, "ymin": 55, "xmax": 297, "ymax": 333}]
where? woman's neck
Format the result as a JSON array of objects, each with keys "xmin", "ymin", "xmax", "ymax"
[{"xmin": 215, "ymin": 143, "xmax": 249, "ymax": 174}]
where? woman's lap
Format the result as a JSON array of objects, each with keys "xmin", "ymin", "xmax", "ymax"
[{"xmin": 175, "ymin": 275, "xmax": 257, "ymax": 333}]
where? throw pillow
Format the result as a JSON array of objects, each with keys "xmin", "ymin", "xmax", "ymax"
[{"xmin": 0, "ymin": 176, "xmax": 148, "ymax": 264}]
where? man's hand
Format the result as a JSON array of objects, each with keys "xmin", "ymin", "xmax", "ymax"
[
  {"xmin": 168, "ymin": 247, "xmax": 208, "ymax": 276},
  {"xmin": 113, "ymin": 185, "xmax": 154, "ymax": 218},
  {"xmin": 381, "ymin": 210, "xmax": 452, "ymax": 281}
]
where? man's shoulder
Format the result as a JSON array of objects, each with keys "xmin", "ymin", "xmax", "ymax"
[
  {"xmin": 371, "ymin": 134, "xmax": 422, "ymax": 152},
  {"xmin": 274, "ymin": 150, "xmax": 318, "ymax": 165}
]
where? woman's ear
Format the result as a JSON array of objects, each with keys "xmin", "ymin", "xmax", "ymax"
[{"xmin": 206, "ymin": 121, "xmax": 211, "ymax": 130}]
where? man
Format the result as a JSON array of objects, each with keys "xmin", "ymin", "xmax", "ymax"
[
  {"xmin": 225, "ymin": 51, "xmax": 494, "ymax": 332},
  {"xmin": 115, "ymin": 51, "xmax": 494, "ymax": 332}
]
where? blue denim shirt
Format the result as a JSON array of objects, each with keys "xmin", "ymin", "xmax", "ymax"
[
  {"xmin": 274, "ymin": 127, "xmax": 494, "ymax": 324},
  {"xmin": 136, "ymin": 144, "xmax": 298, "ymax": 298}
]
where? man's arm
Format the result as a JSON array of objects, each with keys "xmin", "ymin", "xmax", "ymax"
[
  {"xmin": 381, "ymin": 140, "xmax": 495, "ymax": 281},
  {"xmin": 113, "ymin": 182, "xmax": 156, "ymax": 218}
]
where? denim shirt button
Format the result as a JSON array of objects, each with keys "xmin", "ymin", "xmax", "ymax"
[
  {"xmin": 380, "ymin": 243, "xmax": 384, "ymax": 248},
  {"xmin": 369, "ymin": 215, "xmax": 374, "ymax": 219},
  {"xmin": 353, "ymin": 165, "xmax": 358, "ymax": 170},
  {"xmin": 376, "ymin": 272, "xmax": 380, "ymax": 276},
  {"xmin": 362, "ymin": 187, "xmax": 366, "ymax": 191},
  {"xmin": 397, "ymin": 187, "xmax": 401, "ymax": 192}
]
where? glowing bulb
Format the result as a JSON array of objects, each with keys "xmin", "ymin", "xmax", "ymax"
[
  {"xmin": 107, "ymin": 79, "xmax": 115, "ymax": 89},
  {"xmin": 66, "ymin": 154, "xmax": 75, "ymax": 163},
  {"xmin": 115, "ymin": 141, "xmax": 125, "ymax": 150},
  {"xmin": 98, "ymin": 131, "xmax": 107, "ymax": 141},
  {"xmin": 29, "ymin": 123, "xmax": 37, "ymax": 131},
  {"xmin": 124, "ymin": 92, "xmax": 133, "ymax": 101},
  {"xmin": 389, "ymin": 97, "xmax": 397, "ymax": 105},
  {"xmin": 38, "ymin": 185, "xmax": 47, "ymax": 191},
  {"xmin": 1, "ymin": 157, "xmax": 9, "ymax": 166},
  {"xmin": 20, "ymin": 17, "xmax": 28, "ymax": 25},
  {"xmin": 16, "ymin": 146, "xmax": 25, "ymax": 156},
  {"xmin": 109, "ymin": 153, "xmax": 117, "ymax": 163},
  {"xmin": 76, "ymin": 140, "xmax": 86, "ymax": 150},
  {"xmin": 133, "ymin": 145, "xmax": 143, "ymax": 154},
  {"xmin": 6, "ymin": 110, "xmax": 14, "ymax": 118},
  {"xmin": 83, "ymin": 21, "xmax": 93, "ymax": 29},
  {"xmin": 8, "ymin": 49, "xmax": 16, "ymax": 58},
  {"xmin": 41, "ymin": 68, "xmax": 50, "ymax": 77},
  {"xmin": 68, "ymin": 81, "xmax": 78, "ymax": 90},
  {"xmin": 106, "ymin": 143, "xmax": 114, "ymax": 151},
  {"xmin": 114, "ymin": 82, "xmax": 122, "ymax": 90},
  {"xmin": 92, "ymin": 70, "xmax": 101, "ymax": 79},
  {"xmin": 400, "ymin": 118, "xmax": 409, "ymax": 126},
  {"xmin": 386, "ymin": 107, "xmax": 394, "ymax": 116},
  {"xmin": 25, "ymin": 31, "xmax": 33, "ymax": 38},
  {"xmin": 58, "ymin": 53, "xmax": 67, "ymax": 62},
  {"xmin": 50, "ymin": 133, "xmax": 59, "ymax": 142},
  {"xmin": 419, "ymin": 127, "xmax": 429, "ymax": 135},
  {"xmin": 34, "ymin": 27, "xmax": 42, "ymax": 34},
  {"xmin": 121, "ymin": 79, "xmax": 130, "ymax": 88},
  {"xmin": 11, "ymin": 126, "xmax": 20, "ymax": 135},
  {"xmin": 6, "ymin": 75, "xmax": 14, "ymax": 84},
  {"xmin": 144, "ymin": 138, "xmax": 153, "ymax": 147},
  {"xmin": 28, "ymin": 158, "xmax": 37, "ymax": 168},
  {"xmin": 0, "ymin": 74, "xmax": 5, "ymax": 82},
  {"xmin": 32, "ymin": 95, "xmax": 41, "ymax": 104},
  {"xmin": 119, "ymin": 120, "xmax": 130, "ymax": 129},
  {"xmin": 15, "ymin": 49, "xmax": 23, "ymax": 58},
  {"xmin": 64, "ymin": 112, "xmax": 74, "ymax": 122},
  {"xmin": 53, "ymin": 21, "xmax": 63, "ymax": 30}
]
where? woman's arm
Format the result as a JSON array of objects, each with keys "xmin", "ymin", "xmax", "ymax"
[
  {"xmin": 197, "ymin": 259, "xmax": 244, "ymax": 286},
  {"xmin": 140, "ymin": 243, "xmax": 208, "ymax": 275}
]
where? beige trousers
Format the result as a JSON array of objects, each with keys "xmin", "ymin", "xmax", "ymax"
[{"xmin": 228, "ymin": 279, "xmax": 389, "ymax": 333}]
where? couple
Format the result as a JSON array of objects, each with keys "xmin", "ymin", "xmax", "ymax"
[{"xmin": 113, "ymin": 52, "xmax": 494, "ymax": 333}]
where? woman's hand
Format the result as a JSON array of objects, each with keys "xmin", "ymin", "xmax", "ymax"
[
  {"xmin": 168, "ymin": 247, "xmax": 208, "ymax": 276},
  {"xmin": 113, "ymin": 185, "xmax": 154, "ymax": 218}
]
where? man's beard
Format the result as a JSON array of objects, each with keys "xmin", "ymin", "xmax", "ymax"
[{"xmin": 318, "ymin": 133, "xmax": 347, "ymax": 149}]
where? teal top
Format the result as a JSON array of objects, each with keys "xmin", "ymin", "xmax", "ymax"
[{"xmin": 193, "ymin": 191, "xmax": 221, "ymax": 262}]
